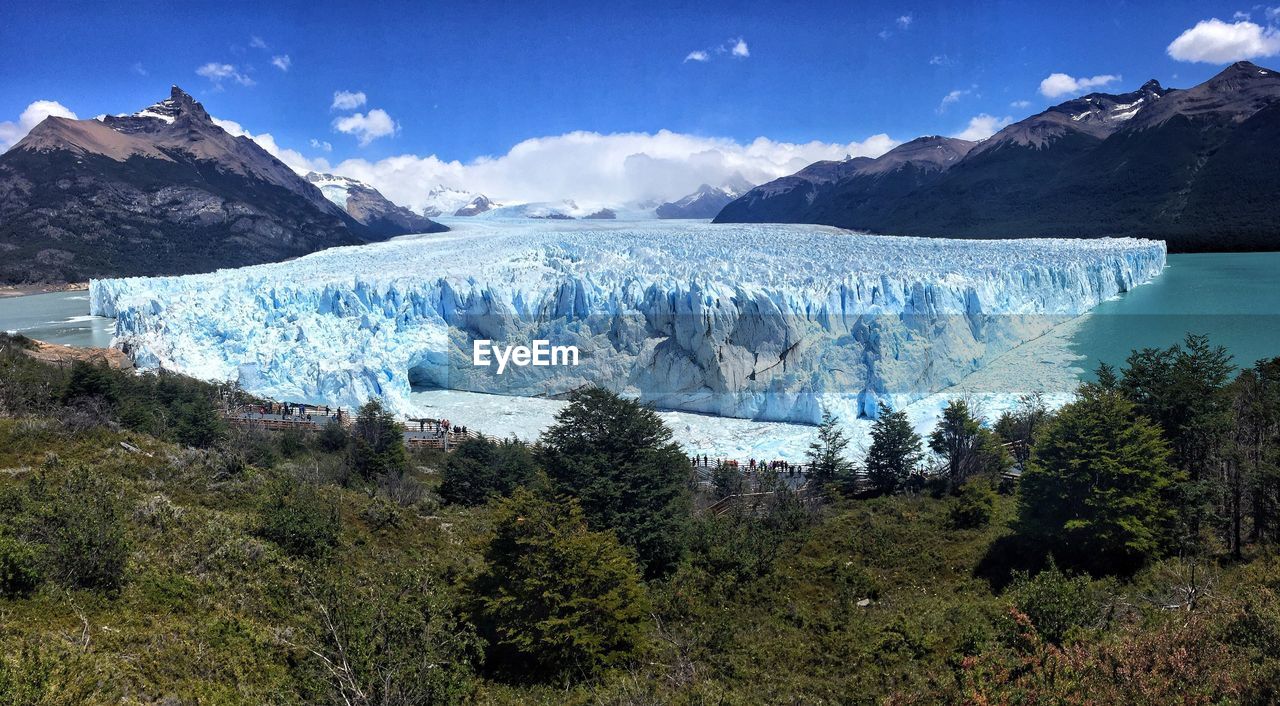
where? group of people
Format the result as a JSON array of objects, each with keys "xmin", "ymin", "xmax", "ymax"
[
  {"xmin": 412, "ymin": 418, "xmax": 468, "ymax": 438},
  {"xmin": 690, "ymin": 454, "xmax": 808, "ymax": 475},
  {"xmin": 249, "ymin": 402, "xmax": 343, "ymax": 424}
]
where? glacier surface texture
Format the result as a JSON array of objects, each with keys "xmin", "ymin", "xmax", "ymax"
[{"xmin": 90, "ymin": 219, "xmax": 1166, "ymax": 424}]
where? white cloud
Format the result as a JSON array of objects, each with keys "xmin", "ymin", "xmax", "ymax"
[
  {"xmin": 333, "ymin": 109, "xmax": 398, "ymax": 146},
  {"xmin": 1038, "ymin": 72, "xmax": 1120, "ymax": 98},
  {"xmin": 320, "ymin": 130, "xmax": 898, "ymax": 211},
  {"xmin": 0, "ymin": 100, "xmax": 78, "ymax": 151},
  {"xmin": 196, "ymin": 62, "xmax": 255, "ymax": 87},
  {"xmin": 952, "ymin": 114, "xmax": 1013, "ymax": 141},
  {"xmin": 897, "ymin": 14, "xmax": 913, "ymax": 29},
  {"xmin": 1010, "ymin": 99, "xmax": 1031, "ymax": 108},
  {"xmin": 131, "ymin": 62, "xmax": 148, "ymax": 76},
  {"xmin": 929, "ymin": 54, "xmax": 953, "ymax": 66},
  {"xmin": 937, "ymin": 87, "xmax": 972, "ymax": 113},
  {"xmin": 1166, "ymin": 18, "xmax": 1280, "ymax": 63},
  {"xmin": 685, "ymin": 37, "xmax": 749, "ymax": 63},
  {"xmin": 211, "ymin": 116, "xmax": 330, "ymax": 173},
  {"xmin": 249, "ymin": 36, "xmax": 268, "ymax": 50},
  {"xmin": 271, "ymin": 54, "xmax": 291, "ymax": 71},
  {"xmin": 878, "ymin": 29, "xmax": 893, "ymax": 40},
  {"xmin": 1234, "ymin": 11, "xmax": 1252, "ymax": 21},
  {"xmin": 310, "ymin": 138, "xmax": 333, "ymax": 152},
  {"xmin": 331, "ymin": 90, "xmax": 367, "ymax": 110}
]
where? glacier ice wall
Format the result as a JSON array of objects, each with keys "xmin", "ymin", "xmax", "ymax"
[{"xmin": 90, "ymin": 219, "xmax": 1166, "ymax": 423}]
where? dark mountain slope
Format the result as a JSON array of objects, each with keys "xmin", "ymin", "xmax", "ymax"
[
  {"xmin": 715, "ymin": 137, "xmax": 973, "ymax": 225},
  {"xmin": 0, "ymin": 86, "xmax": 423, "ymax": 283},
  {"xmin": 716, "ymin": 63, "xmax": 1280, "ymax": 252}
]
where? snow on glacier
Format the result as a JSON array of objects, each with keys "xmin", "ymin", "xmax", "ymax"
[{"xmin": 89, "ymin": 218, "xmax": 1166, "ymax": 425}]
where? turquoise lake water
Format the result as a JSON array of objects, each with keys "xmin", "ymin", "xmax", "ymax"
[
  {"xmin": 3, "ymin": 252, "xmax": 1279, "ymax": 379},
  {"xmin": 1070, "ymin": 252, "xmax": 1280, "ymax": 376}
]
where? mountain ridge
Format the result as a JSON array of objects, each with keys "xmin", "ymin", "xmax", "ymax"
[
  {"xmin": 715, "ymin": 62, "xmax": 1280, "ymax": 252},
  {"xmin": 0, "ymin": 86, "xmax": 442, "ymax": 283}
]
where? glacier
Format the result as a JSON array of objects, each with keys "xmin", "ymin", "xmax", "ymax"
[{"xmin": 89, "ymin": 218, "xmax": 1166, "ymax": 424}]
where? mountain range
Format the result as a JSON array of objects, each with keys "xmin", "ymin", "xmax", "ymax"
[
  {"xmin": 656, "ymin": 175, "xmax": 754, "ymax": 219},
  {"xmin": 716, "ymin": 62, "xmax": 1280, "ymax": 253},
  {"xmin": 0, "ymin": 86, "xmax": 443, "ymax": 283}
]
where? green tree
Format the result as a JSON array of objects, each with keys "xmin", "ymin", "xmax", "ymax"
[
  {"xmin": 1121, "ymin": 334, "xmax": 1233, "ymax": 551},
  {"xmin": 864, "ymin": 403, "xmax": 923, "ymax": 496},
  {"xmin": 1017, "ymin": 387, "xmax": 1178, "ymax": 573},
  {"xmin": 993, "ymin": 392, "xmax": 1049, "ymax": 468},
  {"xmin": 62, "ymin": 360, "xmax": 118, "ymax": 404},
  {"xmin": 348, "ymin": 399, "xmax": 409, "ymax": 482},
  {"xmin": 470, "ymin": 486, "xmax": 650, "ymax": 682},
  {"xmin": 439, "ymin": 435, "xmax": 538, "ymax": 506},
  {"xmin": 1226, "ymin": 359, "xmax": 1280, "ymax": 555},
  {"xmin": 539, "ymin": 388, "xmax": 691, "ymax": 577},
  {"xmin": 806, "ymin": 408, "xmax": 855, "ymax": 493},
  {"xmin": 929, "ymin": 400, "xmax": 1007, "ymax": 486}
]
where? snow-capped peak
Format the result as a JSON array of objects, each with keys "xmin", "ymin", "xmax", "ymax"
[{"xmin": 421, "ymin": 185, "xmax": 477, "ymax": 217}]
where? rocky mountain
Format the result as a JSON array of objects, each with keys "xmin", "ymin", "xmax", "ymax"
[
  {"xmin": 0, "ymin": 86, "xmax": 415, "ymax": 283},
  {"xmin": 454, "ymin": 194, "xmax": 498, "ymax": 217},
  {"xmin": 656, "ymin": 174, "xmax": 754, "ymax": 219},
  {"xmin": 717, "ymin": 62, "xmax": 1280, "ymax": 252},
  {"xmin": 305, "ymin": 172, "xmax": 444, "ymax": 237},
  {"xmin": 715, "ymin": 137, "xmax": 973, "ymax": 225}
]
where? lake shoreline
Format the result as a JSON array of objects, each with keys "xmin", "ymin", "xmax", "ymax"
[{"xmin": 0, "ymin": 282, "xmax": 89, "ymax": 299}]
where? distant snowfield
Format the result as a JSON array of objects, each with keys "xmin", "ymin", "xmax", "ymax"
[{"xmin": 90, "ymin": 218, "xmax": 1163, "ymax": 457}]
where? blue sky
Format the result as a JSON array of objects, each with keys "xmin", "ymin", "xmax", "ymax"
[{"xmin": 1, "ymin": 0, "xmax": 1276, "ymax": 206}]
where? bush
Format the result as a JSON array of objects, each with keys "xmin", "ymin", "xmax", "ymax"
[
  {"xmin": 310, "ymin": 568, "xmax": 481, "ymax": 704},
  {"xmin": 1006, "ymin": 561, "xmax": 1108, "ymax": 644},
  {"xmin": 258, "ymin": 481, "xmax": 340, "ymax": 560},
  {"xmin": 948, "ymin": 479, "xmax": 996, "ymax": 529},
  {"xmin": 315, "ymin": 420, "xmax": 348, "ymax": 453},
  {"xmin": 35, "ymin": 469, "xmax": 130, "ymax": 592},
  {"xmin": 0, "ymin": 535, "xmax": 41, "ymax": 596}
]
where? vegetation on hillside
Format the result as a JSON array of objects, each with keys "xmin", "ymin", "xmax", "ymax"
[{"xmin": 4, "ymin": 331, "xmax": 1280, "ymax": 703}]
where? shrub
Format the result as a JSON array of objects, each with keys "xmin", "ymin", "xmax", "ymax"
[
  {"xmin": 310, "ymin": 568, "xmax": 481, "ymax": 704},
  {"xmin": 1005, "ymin": 560, "xmax": 1108, "ymax": 645},
  {"xmin": 948, "ymin": 479, "xmax": 996, "ymax": 529},
  {"xmin": 315, "ymin": 420, "xmax": 348, "ymax": 453},
  {"xmin": 258, "ymin": 481, "xmax": 340, "ymax": 560},
  {"xmin": 0, "ymin": 535, "xmax": 41, "ymax": 596},
  {"xmin": 35, "ymin": 469, "xmax": 130, "ymax": 592}
]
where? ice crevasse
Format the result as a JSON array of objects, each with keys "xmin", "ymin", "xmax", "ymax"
[{"xmin": 89, "ymin": 219, "xmax": 1166, "ymax": 424}]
